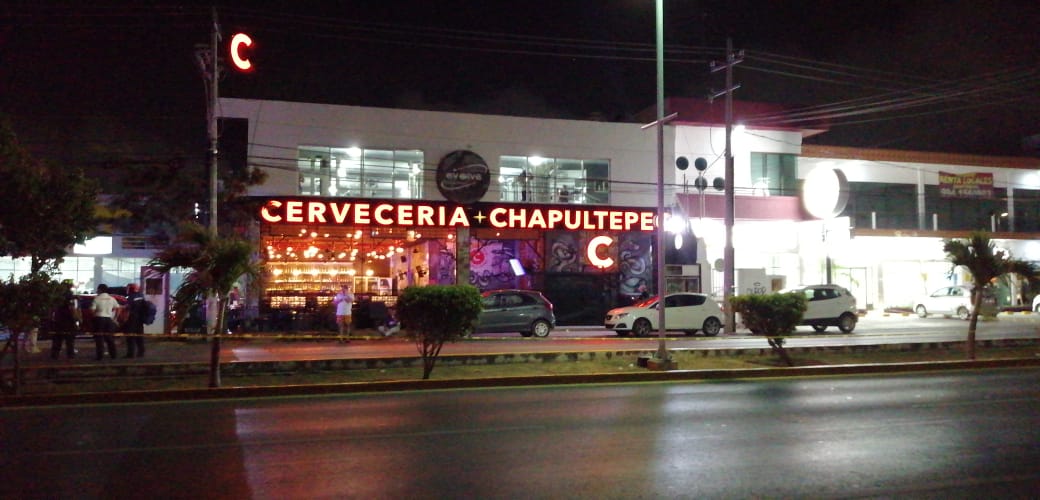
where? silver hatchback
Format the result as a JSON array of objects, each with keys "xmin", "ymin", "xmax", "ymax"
[{"xmin": 473, "ymin": 289, "xmax": 556, "ymax": 337}]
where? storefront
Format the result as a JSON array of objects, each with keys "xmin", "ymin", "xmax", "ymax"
[{"xmin": 254, "ymin": 197, "xmax": 661, "ymax": 326}]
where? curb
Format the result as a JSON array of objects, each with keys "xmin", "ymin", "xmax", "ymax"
[
  {"xmin": 4, "ymin": 357, "xmax": 1040, "ymax": 408},
  {"xmin": 3, "ymin": 339, "xmax": 1039, "ymax": 408}
]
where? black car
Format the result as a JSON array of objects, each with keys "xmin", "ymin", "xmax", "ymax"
[{"xmin": 473, "ymin": 289, "xmax": 556, "ymax": 337}]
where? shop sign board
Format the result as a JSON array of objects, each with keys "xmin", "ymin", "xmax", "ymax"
[
  {"xmin": 938, "ymin": 171, "xmax": 993, "ymax": 198},
  {"xmin": 436, "ymin": 150, "xmax": 491, "ymax": 204},
  {"xmin": 259, "ymin": 198, "xmax": 657, "ymax": 233}
]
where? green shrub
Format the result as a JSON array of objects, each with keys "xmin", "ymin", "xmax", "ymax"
[
  {"xmin": 397, "ymin": 284, "xmax": 483, "ymax": 379},
  {"xmin": 730, "ymin": 292, "xmax": 806, "ymax": 336}
]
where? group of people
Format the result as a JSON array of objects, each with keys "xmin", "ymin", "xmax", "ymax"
[{"xmin": 49, "ymin": 282, "xmax": 151, "ymax": 361}]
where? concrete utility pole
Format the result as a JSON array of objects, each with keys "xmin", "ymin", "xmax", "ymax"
[
  {"xmin": 710, "ymin": 38, "xmax": 742, "ymax": 334},
  {"xmin": 195, "ymin": 8, "xmax": 222, "ymax": 338},
  {"xmin": 208, "ymin": 7, "xmax": 220, "ymax": 236}
]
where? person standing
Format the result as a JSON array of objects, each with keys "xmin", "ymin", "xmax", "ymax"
[
  {"xmin": 50, "ymin": 282, "xmax": 81, "ymax": 360},
  {"xmin": 332, "ymin": 283, "xmax": 354, "ymax": 343},
  {"xmin": 90, "ymin": 284, "xmax": 120, "ymax": 360},
  {"xmin": 228, "ymin": 285, "xmax": 243, "ymax": 333},
  {"xmin": 123, "ymin": 283, "xmax": 146, "ymax": 358}
]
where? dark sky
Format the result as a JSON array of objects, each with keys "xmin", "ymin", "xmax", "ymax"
[{"xmin": 3, "ymin": 1, "xmax": 1039, "ymax": 162}]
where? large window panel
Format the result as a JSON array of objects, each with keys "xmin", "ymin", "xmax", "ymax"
[
  {"xmin": 750, "ymin": 152, "xmax": 798, "ymax": 196},
  {"xmin": 499, "ymin": 155, "xmax": 610, "ymax": 204},
  {"xmin": 844, "ymin": 182, "xmax": 916, "ymax": 230},
  {"xmin": 297, "ymin": 146, "xmax": 423, "ymax": 199},
  {"xmin": 924, "ymin": 185, "xmax": 1006, "ymax": 231}
]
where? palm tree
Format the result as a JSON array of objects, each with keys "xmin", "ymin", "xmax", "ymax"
[
  {"xmin": 942, "ymin": 232, "xmax": 1037, "ymax": 360},
  {"xmin": 150, "ymin": 223, "xmax": 261, "ymax": 387}
]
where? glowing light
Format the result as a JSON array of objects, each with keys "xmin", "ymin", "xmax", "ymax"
[{"xmin": 229, "ymin": 33, "xmax": 253, "ymax": 71}]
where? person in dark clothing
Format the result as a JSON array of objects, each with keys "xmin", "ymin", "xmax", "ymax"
[
  {"xmin": 124, "ymin": 283, "xmax": 146, "ymax": 358},
  {"xmin": 50, "ymin": 283, "xmax": 80, "ymax": 360}
]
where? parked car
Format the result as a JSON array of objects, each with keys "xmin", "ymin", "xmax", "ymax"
[
  {"xmin": 472, "ymin": 289, "xmax": 556, "ymax": 337},
  {"xmin": 604, "ymin": 292, "xmax": 724, "ymax": 337},
  {"xmin": 783, "ymin": 284, "xmax": 859, "ymax": 333},
  {"xmin": 1033, "ymin": 294, "xmax": 1040, "ymax": 313},
  {"xmin": 914, "ymin": 285, "xmax": 996, "ymax": 320}
]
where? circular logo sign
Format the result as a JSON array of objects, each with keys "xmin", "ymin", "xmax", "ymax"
[
  {"xmin": 802, "ymin": 167, "xmax": 849, "ymax": 219},
  {"xmin": 436, "ymin": 150, "xmax": 490, "ymax": 204}
]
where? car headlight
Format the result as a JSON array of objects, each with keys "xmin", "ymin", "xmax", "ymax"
[{"xmin": 613, "ymin": 312, "xmax": 628, "ymax": 319}]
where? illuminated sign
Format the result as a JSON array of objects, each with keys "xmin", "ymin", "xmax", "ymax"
[
  {"xmin": 586, "ymin": 235, "xmax": 615, "ymax": 268},
  {"xmin": 258, "ymin": 199, "xmax": 657, "ymax": 232},
  {"xmin": 230, "ymin": 33, "xmax": 254, "ymax": 71},
  {"xmin": 938, "ymin": 171, "xmax": 993, "ymax": 198}
]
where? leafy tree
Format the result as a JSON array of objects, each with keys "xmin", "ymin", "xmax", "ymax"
[
  {"xmin": 942, "ymin": 232, "xmax": 1037, "ymax": 360},
  {"xmin": 730, "ymin": 292, "xmax": 807, "ymax": 366},
  {"xmin": 0, "ymin": 118, "xmax": 98, "ymax": 273},
  {"xmin": 397, "ymin": 285, "xmax": 483, "ymax": 379},
  {"xmin": 0, "ymin": 273, "xmax": 66, "ymax": 394},
  {"xmin": 105, "ymin": 156, "xmax": 267, "ymax": 239},
  {"xmin": 149, "ymin": 223, "xmax": 261, "ymax": 387}
]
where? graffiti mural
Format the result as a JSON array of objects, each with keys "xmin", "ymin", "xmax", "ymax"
[
  {"xmin": 547, "ymin": 231, "xmax": 583, "ymax": 272},
  {"xmin": 618, "ymin": 232, "xmax": 652, "ymax": 298},
  {"xmin": 469, "ymin": 238, "xmax": 519, "ymax": 290}
]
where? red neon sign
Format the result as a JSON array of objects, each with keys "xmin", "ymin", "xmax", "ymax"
[
  {"xmin": 259, "ymin": 199, "xmax": 656, "ymax": 233},
  {"xmin": 230, "ymin": 33, "xmax": 254, "ymax": 71}
]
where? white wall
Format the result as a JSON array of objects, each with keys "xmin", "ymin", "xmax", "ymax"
[{"xmin": 218, "ymin": 98, "xmax": 661, "ymax": 208}]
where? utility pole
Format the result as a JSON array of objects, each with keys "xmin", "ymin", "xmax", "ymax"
[
  {"xmin": 710, "ymin": 38, "xmax": 743, "ymax": 334},
  {"xmin": 195, "ymin": 8, "xmax": 222, "ymax": 368}
]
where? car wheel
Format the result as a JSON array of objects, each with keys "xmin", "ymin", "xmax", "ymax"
[
  {"xmin": 702, "ymin": 317, "xmax": 722, "ymax": 336},
  {"xmin": 530, "ymin": 319, "xmax": 551, "ymax": 338},
  {"xmin": 1035, "ymin": 303, "xmax": 1040, "ymax": 313},
  {"xmin": 811, "ymin": 324, "xmax": 827, "ymax": 333},
  {"xmin": 838, "ymin": 313, "xmax": 857, "ymax": 333},
  {"xmin": 956, "ymin": 306, "xmax": 970, "ymax": 320},
  {"xmin": 632, "ymin": 318, "xmax": 652, "ymax": 337},
  {"xmin": 915, "ymin": 305, "xmax": 928, "ymax": 318}
]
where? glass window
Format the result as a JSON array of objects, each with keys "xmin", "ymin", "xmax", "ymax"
[
  {"xmin": 1013, "ymin": 188, "xmax": 1040, "ymax": 232},
  {"xmin": 498, "ymin": 155, "xmax": 610, "ymax": 204},
  {"xmin": 843, "ymin": 182, "xmax": 917, "ymax": 230},
  {"xmin": 297, "ymin": 146, "xmax": 424, "ymax": 199},
  {"xmin": 750, "ymin": 153, "xmax": 798, "ymax": 196},
  {"xmin": 924, "ymin": 185, "xmax": 1006, "ymax": 231}
]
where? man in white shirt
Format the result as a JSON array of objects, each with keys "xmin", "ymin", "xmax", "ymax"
[
  {"xmin": 333, "ymin": 284, "xmax": 354, "ymax": 343},
  {"xmin": 90, "ymin": 284, "xmax": 120, "ymax": 360}
]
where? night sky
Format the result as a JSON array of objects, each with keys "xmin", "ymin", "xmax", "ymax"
[{"xmin": 3, "ymin": 1, "xmax": 1039, "ymax": 163}]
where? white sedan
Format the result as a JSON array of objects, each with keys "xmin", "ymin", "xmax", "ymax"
[{"xmin": 605, "ymin": 292, "xmax": 724, "ymax": 337}]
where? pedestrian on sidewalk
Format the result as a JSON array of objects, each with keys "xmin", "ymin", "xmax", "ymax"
[
  {"xmin": 50, "ymin": 281, "xmax": 80, "ymax": 360},
  {"xmin": 124, "ymin": 283, "xmax": 146, "ymax": 358},
  {"xmin": 90, "ymin": 284, "xmax": 119, "ymax": 360},
  {"xmin": 333, "ymin": 283, "xmax": 354, "ymax": 343}
]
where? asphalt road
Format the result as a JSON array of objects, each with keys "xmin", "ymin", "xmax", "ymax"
[{"xmin": 2, "ymin": 367, "xmax": 1038, "ymax": 498}]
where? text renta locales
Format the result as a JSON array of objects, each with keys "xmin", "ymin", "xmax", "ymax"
[{"xmin": 260, "ymin": 200, "xmax": 656, "ymax": 232}]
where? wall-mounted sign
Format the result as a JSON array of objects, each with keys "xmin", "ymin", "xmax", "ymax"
[
  {"xmin": 802, "ymin": 167, "xmax": 849, "ymax": 219},
  {"xmin": 938, "ymin": 171, "xmax": 993, "ymax": 198},
  {"xmin": 586, "ymin": 235, "xmax": 616, "ymax": 269},
  {"xmin": 436, "ymin": 150, "xmax": 490, "ymax": 204},
  {"xmin": 229, "ymin": 33, "xmax": 254, "ymax": 72},
  {"xmin": 258, "ymin": 198, "xmax": 657, "ymax": 232}
]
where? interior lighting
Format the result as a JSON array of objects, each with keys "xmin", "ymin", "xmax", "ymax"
[
  {"xmin": 346, "ymin": 147, "xmax": 362, "ymax": 158},
  {"xmin": 365, "ymin": 269, "xmax": 374, "ymax": 277}
]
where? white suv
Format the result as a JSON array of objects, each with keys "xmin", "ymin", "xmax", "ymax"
[{"xmin": 783, "ymin": 284, "xmax": 859, "ymax": 333}]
